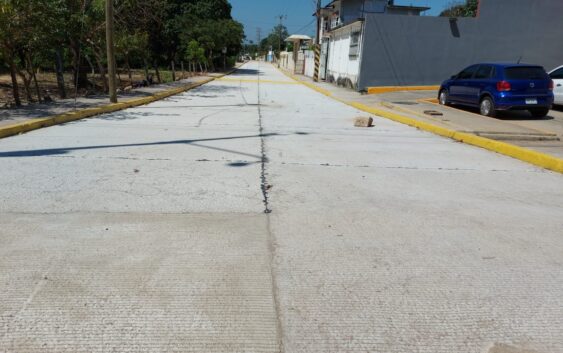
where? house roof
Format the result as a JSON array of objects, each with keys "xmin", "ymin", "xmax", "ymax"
[{"xmin": 285, "ymin": 34, "xmax": 313, "ymax": 42}]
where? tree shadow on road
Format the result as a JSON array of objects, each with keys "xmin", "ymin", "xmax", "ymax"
[{"xmin": 229, "ymin": 69, "xmax": 263, "ymax": 76}]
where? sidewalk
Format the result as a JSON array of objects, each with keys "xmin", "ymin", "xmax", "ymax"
[
  {"xmin": 286, "ymin": 71, "xmax": 563, "ymax": 161},
  {"xmin": 0, "ymin": 75, "xmax": 217, "ymax": 128}
]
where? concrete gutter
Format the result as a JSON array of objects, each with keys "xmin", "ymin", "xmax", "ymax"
[
  {"xmin": 0, "ymin": 69, "xmax": 237, "ymax": 140},
  {"xmin": 278, "ymin": 67, "xmax": 563, "ymax": 174},
  {"xmin": 367, "ymin": 85, "xmax": 440, "ymax": 94}
]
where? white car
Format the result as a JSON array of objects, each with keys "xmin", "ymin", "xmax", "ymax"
[{"xmin": 549, "ymin": 65, "xmax": 563, "ymax": 105}]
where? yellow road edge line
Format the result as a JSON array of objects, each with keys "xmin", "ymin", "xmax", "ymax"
[
  {"xmin": 0, "ymin": 72, "xmax": 235, "ymax": 140},
  {"xmin": 277, "ymin": 66, "xmax": 563, "ymax": 174},
  {"xmin": 367, "ymin": 85, "xmax": 440, "ymax": 95}
]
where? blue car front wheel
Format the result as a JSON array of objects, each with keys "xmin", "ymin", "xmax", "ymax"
[{"xmin": 439, "ymin": 89, "xmax": 450, "ymax": 106}]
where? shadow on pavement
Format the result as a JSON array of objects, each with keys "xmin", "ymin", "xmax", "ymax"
[
  {"xmin": 448, "ymin": 104, "xmax": 555, "ymax": 121},
  {"xmin": 0, "ymin": 132, "xmax": 310, "ymax": 162},
  {"xmin": 229, "ymin": 68, "xmax": 262, "ymax": 76}
]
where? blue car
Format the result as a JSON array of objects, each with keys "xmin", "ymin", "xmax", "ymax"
[{"xmin": 438, "ymin": 63, "xmax": 554, "ymax": 118}]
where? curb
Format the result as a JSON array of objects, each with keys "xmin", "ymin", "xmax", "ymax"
[
  {"xmin": 367, "ymin": 85, "xmax": 440, "ymax": 95},
  {"xmin": 0, "ymin": 69, "xmax": 237, "ymax": 140},
  {"xmin": 278, "ymin": 68, "xmax": 563, "ymax": 174}
]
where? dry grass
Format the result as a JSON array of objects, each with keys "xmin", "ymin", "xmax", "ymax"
[{"xmin": 0, "ymin": 68, "xmax": 198, "ymax": 106}]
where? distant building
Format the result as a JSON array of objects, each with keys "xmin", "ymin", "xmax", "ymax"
[
  {"xmin": 319, "ymin": 0, "xmax": 563, "ymax": 91},
  {"xmin": 319, "ymin": 0, "xmax": 429, "ymax": 89}
]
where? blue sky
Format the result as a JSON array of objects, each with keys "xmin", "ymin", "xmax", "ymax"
[{"xmin": 230, "ymin": 0, "xmax": 455, "ymax": 43}]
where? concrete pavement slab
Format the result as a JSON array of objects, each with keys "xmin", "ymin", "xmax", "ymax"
[
  {"xmin": 258, "ymin": 63, "xmax": 563, "ymax": 352},
  {"xmin": 0, "ymin": 213, "xmax": 278, "ymax": 353}
]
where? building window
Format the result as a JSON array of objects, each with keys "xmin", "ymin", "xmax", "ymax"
[{"xmin": 349, "ymin": 31, "xmax": 361, "ymax": 58}]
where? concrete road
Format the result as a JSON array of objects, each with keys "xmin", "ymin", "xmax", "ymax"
[{"xmin": 1, "ymin": 62, "xmax": 562, "ymax": 353}]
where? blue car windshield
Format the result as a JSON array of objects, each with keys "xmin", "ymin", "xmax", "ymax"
[{"xmin": 505, "ymin": 67, "xmax": 547, "ymax": 80}]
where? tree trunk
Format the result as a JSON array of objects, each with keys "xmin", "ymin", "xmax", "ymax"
[
  {"xmin": 84, "ymin": 54, "xmax": 95, "ymax": 75},
  {"xmin": 153, "ymin": 61, "xmax": 161, "ymax": 83},
  {"xmin": 70, "ymin": 41, "xmax": 89, "ymax": 89},
  {"xmin": 55, "ymin": 48, "xmax": 67, "ymax": 99},
  {"xmin": 28, "ymin": 54, "xmax": 42, "ymax": 103},
  {"xmin": 181, "ymin": 61, "xmax": 185, "ymax": 79},
  {"xmin": 199, "ymin": 62, "xmax": 203, "ymax": 74},
  {"xmin": 31, "ymin": 67, "xmax": 42, "ymax": 103},
  {"xmin": 126, "ymin": 55, "xmax": 132, "ymax": 86},
  {"xmin": 8, "ymin": 56, "xmax": 21, "ymax": 106},
  {"xmin": 209, "ymin": 49, "xmax": 215, "ymax": 71},
  {"xmin": 16, "ymin": 71, "xmax": 33, "ymax": 102},
  {"xmin": 171, "ymin": 61, "xmax": 176, "ymax": 81},
  {"xmin": 94, "ymin": 54, "xmax": 108, "ymax": 93}
]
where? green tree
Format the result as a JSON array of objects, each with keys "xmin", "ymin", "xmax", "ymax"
[
  {"xmin": 115, "ymin": 31, "xmax": 149, "ymax": 84},
  {"xmin": 185, "ymin": 40, "xmax": 206, "ymax": 73},
  {"xmin": 440, "ymin": 0, "xmax": 479, "ymax": 17},
  {"xmin": 260, "ymin": 24, "xmax": 289, "ymax": 57}
]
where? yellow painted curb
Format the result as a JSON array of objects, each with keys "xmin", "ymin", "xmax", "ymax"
[
  {"xmin": 0, "ymin": 71, "xmax": 236, "ymax": 140},
  {"xmin": 277, "ymin": 67, "xmax": 563, "ymax": 174},
  {"xmin": 367, "ymin": 85, "xmax": 440, "ymax": 95}
]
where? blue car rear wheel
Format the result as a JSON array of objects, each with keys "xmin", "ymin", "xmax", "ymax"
[{"xmin": 480, "ymin": 97, "xmax": 497, "ymax": 118}]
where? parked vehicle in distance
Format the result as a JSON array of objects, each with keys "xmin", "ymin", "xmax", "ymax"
[
  {"xmin": 549, "ymin": 65, "xmax": 563, "ymax": 105},
  {"xmin": 438, "ymin": 63, "xmax": 554, "ymax": 118}
]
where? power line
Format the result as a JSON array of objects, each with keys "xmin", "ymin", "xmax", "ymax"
[{"xmin": 295, "ymin": 19, "xmax": 316, "ymax": 34}]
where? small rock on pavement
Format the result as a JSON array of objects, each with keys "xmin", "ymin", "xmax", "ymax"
[{"xmin": 354, "ymin": 116, "xmax": 374, "ymax": 127}]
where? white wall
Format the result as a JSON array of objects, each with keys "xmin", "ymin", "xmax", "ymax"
[
  {"xmin": 304, "ymin": 50, "xmax": 315, "ymax": 78},
  {"xmin": 326, "ymin": 21, "xmax": 363, "ymax": 89},
  {"xmin": 279, "ymin": 52, "xmax": 295, "ymax": 73}
]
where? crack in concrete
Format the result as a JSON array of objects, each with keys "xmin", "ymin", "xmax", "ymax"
[{"xmin": 252, "ymin": 63, "xmax": 284, "ymax": 353}]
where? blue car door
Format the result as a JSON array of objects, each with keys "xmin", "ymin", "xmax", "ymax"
[
  {"xmin": 449, "ymin": 65, "xmax": 479, "ymax": 104},
  {"xmin": 470, "ymin": 65, "xmax": 495, "ymax": 106}
]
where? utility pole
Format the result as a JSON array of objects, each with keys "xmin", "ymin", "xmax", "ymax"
[
  {"xmin": 275, "ymin": 15, "xmax": 286, "ymax": 60},
  {"xmin": 256, "ymin": 28, "xmax": 262, "ymax": 59},
  {"xmin": 316, "ymin": 0, "xmax": 322, "ymax": 45},
  {"xmin": 106, "ymin": 0, "xmax": 117, "ymax": 103},
  {"xmin": 314, "ymin": 0, "xmax": 322, "ymax": 81}
]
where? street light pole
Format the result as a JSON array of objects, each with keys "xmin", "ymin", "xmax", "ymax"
[{"xmin": 106, "ymin": 0, "xmax": 117, "ymax": 103}]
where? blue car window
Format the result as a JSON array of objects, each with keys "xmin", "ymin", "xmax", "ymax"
[
  {"xmin": 458, "ymin": 65, "xmax": 479, "ymax": 79},
  {"xmin": 505, "ymin": 67, "xmax": 547, "ymax": 80},
  {"xmin": 550, "ymin": 68, "xmax": 563, "ymax": 79},
  {"xmin": 475, "ymin": 65, "xmax": 493, "ymax": 79}
]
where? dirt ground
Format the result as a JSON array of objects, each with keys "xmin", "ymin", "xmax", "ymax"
[{"xmin": 0, "ymin": 69, "xmax": 199, "ymax": 106}]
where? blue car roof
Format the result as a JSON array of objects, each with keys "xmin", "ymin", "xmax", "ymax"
[{"xmin": 479, "ymin": 63, "xmax": 543, "ymax": 68}]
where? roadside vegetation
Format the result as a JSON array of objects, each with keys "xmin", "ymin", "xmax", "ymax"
[{"xmin": 0, "ymin": 0, "xmax": 244, "ymax": 107}]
